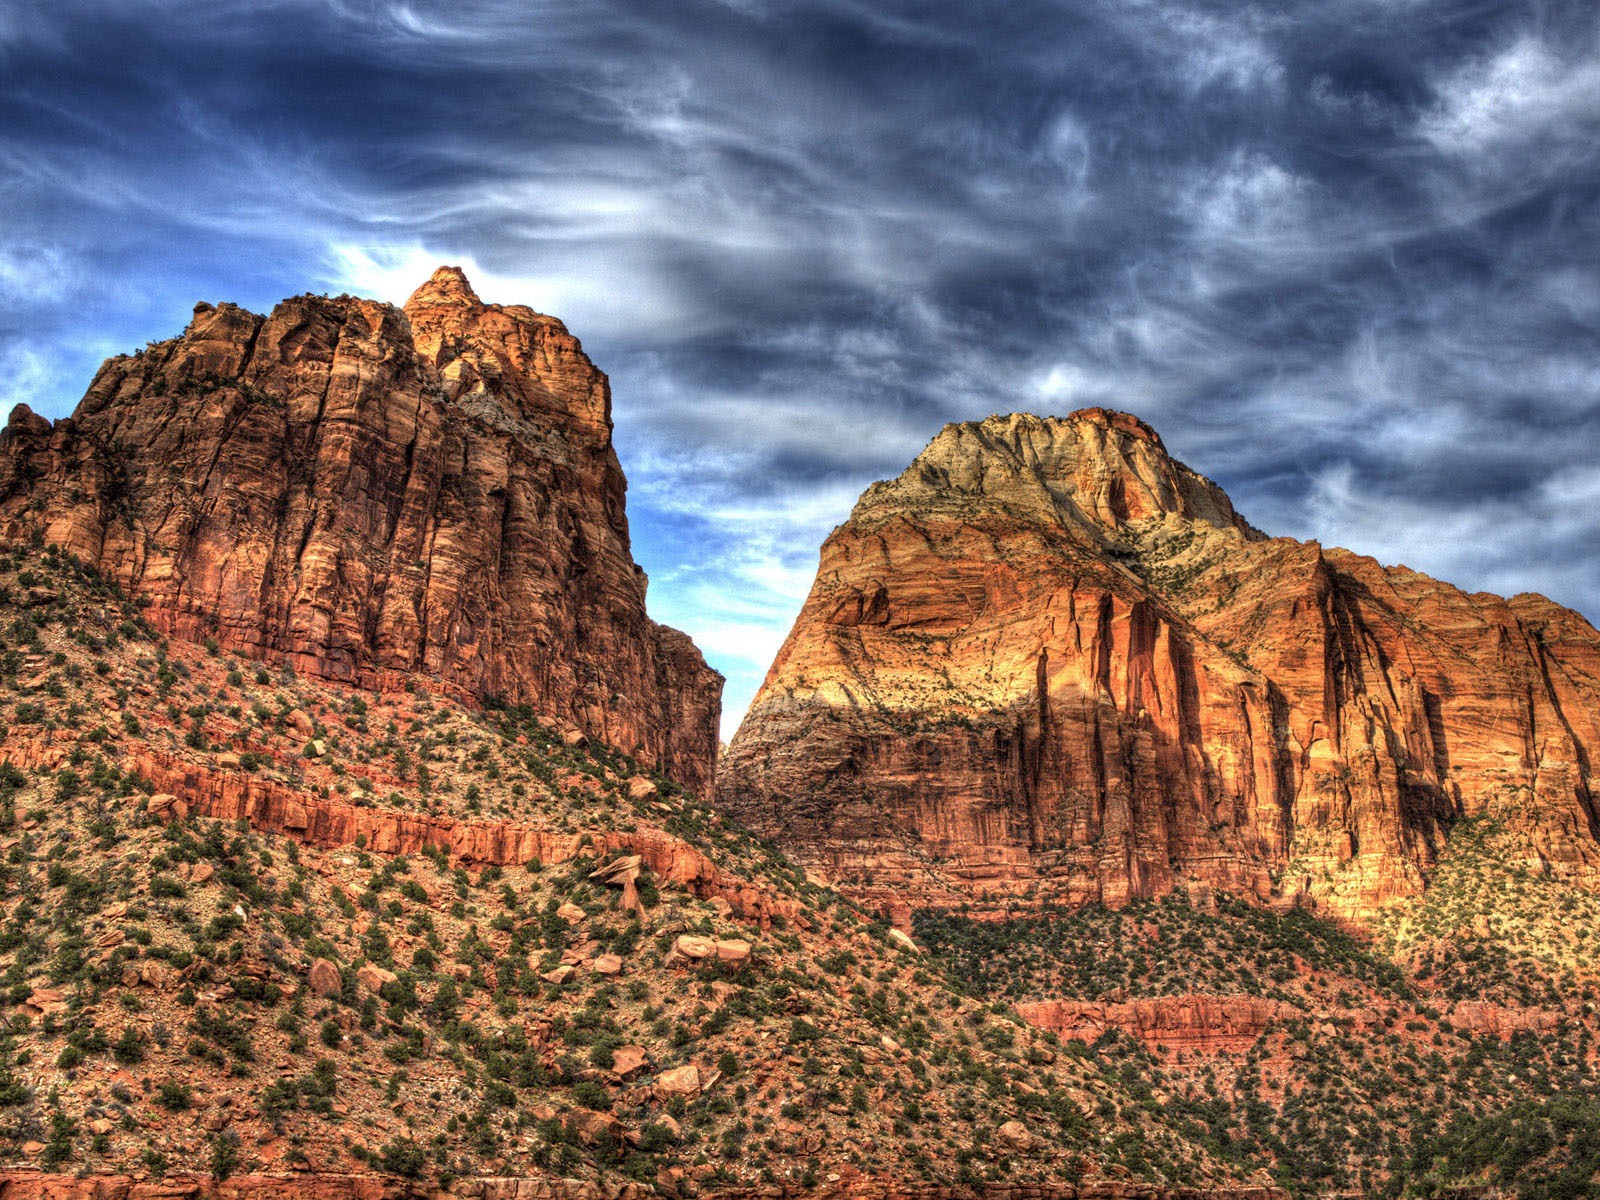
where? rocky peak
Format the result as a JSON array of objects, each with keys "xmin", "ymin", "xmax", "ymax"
[
  {"xmin": 721, "ymin": 406, "xmax": 1600, "ymax": 924},
  {"xmin": 400, "ymin": 266, "xmax": 599, "ymax": 430},
  {"xmin": 2, "ymin": 402, "xmax": 50, "ymax": 438},
  {"xmin": 405, "ymin": 263, "xmax": 482, "ymax": 308},
  {"xmin": 857, "ymin": 409, "xmax": 1254, "ymax": 539},
  {"xmin": 0, "ymin": 271, "xmax": 722, "ymax": 795}
]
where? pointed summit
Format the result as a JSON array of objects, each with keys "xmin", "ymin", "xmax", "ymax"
[
  {"xmin": 404, "ymin": 264, "xmax": 481, "ymax": 313},
  {"xmin": 0, "ymin": 268, "xmax": 721, "ymax": 797},
  {"xmin": 858, "ymin": 410, "xmax": 1253, "ymax": 537}
]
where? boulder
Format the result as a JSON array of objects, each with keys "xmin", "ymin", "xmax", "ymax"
[
  {"xmin": 590, "ymin": 854, "xmax": 643, "ymax": 887},
  {"xmin": 669, "ymin": 935, "xmax": 716, "ymax": 964},
  {"xmin": 655, "ymin": 1064, "xmax": 701, "ymax": 1099},
  {"xmin": 145, "ymin": 793, "xmax": 186, "ymax": 820},
  {"xmin": 887, "ymin": 928, "xmax": 919, "ymax": 954},
  {"xmin": 611, "ymin": 1045, "xmax": 650, "ymax": 1079},
  {"xmin": 998, "ymin": 1119, "xmax": 1033, "ymax": 1151},
  {"xmin": 355, "ymin": 963, "xmax": 398, "ymax": 993},
  {"xmin": 308, "ymin": 957, "xmax": 343, "ymax": 999},
  {"xmin": 25, "ymin": 987, "xmax": 67, "ymax": 1016},
  {"xmin": 569, "ymin": 1108, "xmax": 623, "ymax": 1147}
]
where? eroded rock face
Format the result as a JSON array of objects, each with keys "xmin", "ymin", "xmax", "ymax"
[
  {"xmin": 0, "ymin": 268, "xmax": 721, "ymax": 794},
  {"xmin": 1016, "ymin": 996, "xmax": 1292, "ymax": 1055},
  {"xmin": 720, "ymin": 410, "xmax": 1600, "ymax": 922},
  {"xmin": 1, "ymin": 729, "xmax": 795, "ymax": 928}
]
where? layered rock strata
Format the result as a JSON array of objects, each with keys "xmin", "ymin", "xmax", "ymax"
[
  {"xmin": 1015, "ymin": 997, "xmax": 1291, "ymax": 1055},
  {"xmin": 721, "ymin": 410, "xmax": 1600, "ymax": 921},
  {"xmin": 0, "ymin": 268, "xmax": 720, "ymax": 793},
  {"xmin": 1, "ymin": 731, "xmax": 788, "ymax": 927}
]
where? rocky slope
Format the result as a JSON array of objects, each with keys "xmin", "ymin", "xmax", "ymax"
[
  {"xmin": 720, "ymin": 409, "xmax": 1600, "ymax": 924},
  {"xmin": 0, "ymin": 268, "xmax": 720, "ymax": 795},
  {"xmin": 0, "ymin": 544, "xmax": 1274, "ymax": 1197},
  {"xmin": 915, "ymin": 893, "xmax": 1600, "ymax": 1196}
]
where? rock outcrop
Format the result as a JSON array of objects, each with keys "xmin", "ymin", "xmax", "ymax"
[
  {"xmin": 0, "ymin": 268, "xmax": 720, "ymax": 794},
  {"xmin": 1015, "ymin": 996, "xmax": 1291, "ymax": 1055},
  {"xmin": 0, "ymin": 729, "xmax": 794, "ymax": 927},
  {"xmin": 720, "ymin": 410, "xmax": 1600, "ymax": 921}
]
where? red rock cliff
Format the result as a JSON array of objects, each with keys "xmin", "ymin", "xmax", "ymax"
[
  {"xmin": 1015, "ymin": 996, "xmax": 1292, "ymax": 1055},
  {"xmin": 719, "ymin": 410, "xmax": 1600, "ymax": 922},
  {"xmin": 0, "ymin": 267, "xmax": 721, "ymax": 795}
]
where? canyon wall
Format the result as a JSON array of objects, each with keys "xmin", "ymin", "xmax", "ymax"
[
  {"xmin": 720, "ymin": 410, "xmax": 1600, "ymax": 921},
  {"xmin": 0, "ymin": 268, "xmax": 720, "ymax": 795}
]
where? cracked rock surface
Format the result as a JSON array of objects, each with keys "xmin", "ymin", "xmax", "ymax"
[
  {"xmin": 721, "ymin": 409, "xmax": 1600, "ymax": 924},
  {"xmin": 0, "ymin": 267, "xmax": 721, "ymax": 796}
]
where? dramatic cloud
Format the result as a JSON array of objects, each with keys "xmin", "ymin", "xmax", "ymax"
[{"xmin": 3, "ymin": 0, "xmax": 1597, "ymax": 737}]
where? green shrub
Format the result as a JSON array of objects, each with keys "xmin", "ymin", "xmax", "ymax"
[{"xmin": 378, "ymin": 1137, "xmax": 426, "ymax": 1178}]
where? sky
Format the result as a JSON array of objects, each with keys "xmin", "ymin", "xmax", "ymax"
[{"xmin": 3, "ymin": 0, "xmax": 1598, "ymax": 739}]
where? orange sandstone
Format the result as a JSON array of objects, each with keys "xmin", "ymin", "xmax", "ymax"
[
  {"xmin": 0, "ymin": 268, "xmax": 720, "ymax": 795},
  {"xmin": 720, "ymin": 410, "xmax": 1600, "ymax": 923}
]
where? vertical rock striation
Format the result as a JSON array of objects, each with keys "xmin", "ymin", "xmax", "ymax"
[
  {"xmin": 0, "ymin": 267, "xmax": 721, "ymax": 795},
  {"xmin": 720, "ymin": 410, "xmax": 1600, "ymax": 922}
]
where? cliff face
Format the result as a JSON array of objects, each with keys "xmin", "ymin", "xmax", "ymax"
[
  {"xmin": 1015, "ymin": 996, "xmax": 1292, "ymax": 1055},
  {"xmin": 0, "ymin": 267, "xmax": 721, "ymax": 794},
  {"xmin": 720, "ymin": 409, "xmax": 1600, "ymax": 922}
]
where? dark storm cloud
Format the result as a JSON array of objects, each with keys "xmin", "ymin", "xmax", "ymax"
[{"xmin": 4, "ymin": 0, "xmax": 1598, "ymax": 733}]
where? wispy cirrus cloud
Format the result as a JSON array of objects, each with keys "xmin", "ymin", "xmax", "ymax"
[
  {"xmin": 3, "ymin": 0, "xmax": 1598, "ymax": 735},
  {"xmin": 1420, "ymin": 32, "xmax": 1600, "ymax": 164}
]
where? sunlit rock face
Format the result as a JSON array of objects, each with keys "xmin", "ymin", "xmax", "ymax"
[
  {"xmin": 0, "ymin": 267, "xmax": 722, "ymax": 796},
  {"xmin": 720, "ymin": 409, "xmax": 1600, "ymax": 923}
]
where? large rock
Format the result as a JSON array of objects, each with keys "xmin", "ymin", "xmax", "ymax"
[
  {"xmin": 145, "ymin": 793, "xmax": 186, "ymax": 820},
  {"xmin": 25, "ymin": 987, "xmax": 67, "ymax": 1016},
  {"xmin": 655, "ymin": 1064, "xmax": 702, "ymax": 1099},
  {"xmin": 610, "ymin": 1045, "xmax": 650, "ymax": 1079},
  {"xmin": 307, "ymin": 957, "xmax": 343, "ymax": 999},
  {"xmin": 590, "ymin": 854, "xmax": 643, "ymax": 887},
  {"xmin": 355, "ymin": 963, "xmax": 398, "ymax": 993},
  {"xmin": 997, "ymin": 1120, "xmax": 1034, "ymax": 1151},
  {"xmin": 0, "ymin": 267, "xmax": 721, "ymax": 796},
  {"xmin": 720, "ymin": 409, "xmax": 1600, "ymax": 922},
  {"xmin": 671, "ymin": 935, "xmax": 716, "ymax": 962}
]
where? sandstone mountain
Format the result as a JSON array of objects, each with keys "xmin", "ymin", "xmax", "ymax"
[
  {"xmin": 0, "ymin": 267, "xmax": 721, "ymax": 795},
  {"xmin": 720, "ymin": 409, "xmax": 1600, "ymax": 925}
]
